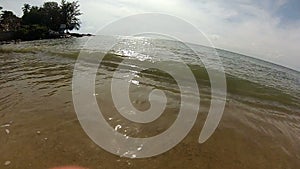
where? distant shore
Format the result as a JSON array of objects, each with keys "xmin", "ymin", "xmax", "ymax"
[
  {"xmin": 1, "ymin": 0, "xmax": 85, "ymax": 45},
  {"xmin": 0, "ymin": 31, "xmax": 94, "ymax": 44}
]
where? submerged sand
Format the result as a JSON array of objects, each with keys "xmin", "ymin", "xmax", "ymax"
[
  {"xmin": 0, "ymin": 40, "xmax": 300, "ymax": 169},
  {"xmin": 1, "ymin": 74, "xmax": 299, "ymax": 169}
]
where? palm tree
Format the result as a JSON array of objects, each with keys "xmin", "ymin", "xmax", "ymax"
[
  {"xmin": 60, "ymin": 0, "xmax": 82, "ymax": 32},
  {"xmin": 22, "ymin": 4, "xmax": 31, "ymax": 14}
]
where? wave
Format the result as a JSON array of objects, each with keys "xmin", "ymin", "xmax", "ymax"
[
  {"xmin": 97, "ymin": 52, "xmax": 300, "ymax": 110},
  {"xmin": 1, "ymin": 46, "xmax": 299, "ymax": 111}
]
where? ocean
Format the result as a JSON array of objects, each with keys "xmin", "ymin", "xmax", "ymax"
[{"xmin": 0, "ymin": 36, "xmax": 299, "ymax": 169}]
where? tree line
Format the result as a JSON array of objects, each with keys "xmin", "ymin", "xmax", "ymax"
[{"xmin": 0, "ymin": 0, "xmax": 82, "ymax": 41}]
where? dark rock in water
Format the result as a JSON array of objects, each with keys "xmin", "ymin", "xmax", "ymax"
[
  {"xmin": 67, "ymin": 32, "xmax": 94, "ymax": 37},
  {"xmin": 0, "ymin": 29, "xmax": 94, "ymax": 44}
]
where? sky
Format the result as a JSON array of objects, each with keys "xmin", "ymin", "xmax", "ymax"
[{"xmin": 1, "ymin": 0, "xmax": 300, "ymax": 71}]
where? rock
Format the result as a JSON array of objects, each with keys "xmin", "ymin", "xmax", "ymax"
[
  {"xmin": 4, "ymin": 161, "xmax": 11, "ymax": 166},
  {"xmin": 0, "ymin": 124, "xmax": 10, "ymax": 128},
  {"xmin": 5, "ymin": 129, "xmax": 10, "ymax": 134},
  {"xmin": 1, "ymin": 121, "xmax": 13, "ymax": 128}
]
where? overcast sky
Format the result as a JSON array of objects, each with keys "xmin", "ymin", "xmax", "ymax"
[{"xmin": 1, "ymin": 0, "xmax": 300, "ymax": 71}]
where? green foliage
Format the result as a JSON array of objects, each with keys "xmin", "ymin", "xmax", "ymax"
[
  {"xmin": 22, "ymin": 4, "xmax": 31, "ymax": 14},
  {"xmin": 22, "ymin": 6, "xmax": 43, "ymax": 25},
  {"xmin": 15, "ymin": 24, "xmax": 49, "ymax": 40},
  {"xmin": 0, "ymin": 1, "xmax": 82, "ymax": 41},
  {"xmin": 60, "ymin": 0, "xmax": 82, "ymax": 31},
  {"xmin": 0, "ymin": 10, "xmax": 21, "ymax": 31},
  {"xmin": 21, "ymin": 0, "xmax": 82, "ymax": 32},
  {"xmin": 41, "ymin": 2, "xmax": 61, "ymax": 31}
]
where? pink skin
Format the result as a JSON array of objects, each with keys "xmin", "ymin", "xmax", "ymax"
[{"xmin": 49, "ymin": 166, "xmax": 87, "ymax": 169}]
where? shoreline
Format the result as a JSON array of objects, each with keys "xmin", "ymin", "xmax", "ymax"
[{"xmin": 0, "ymin": 32, "xmax": 94, "ymax": 45}]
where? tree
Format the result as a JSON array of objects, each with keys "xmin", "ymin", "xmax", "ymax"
[
  {"xmin": 1, "ymin": 1, "xmax": 83, "ymax": 40},
  {"xmin": 41, "ymin": 2, "xmax": 61, "ymax": 31},
  {"xmin": 60, "ymin": 0, "xmax": 82, "ymax": 32},
  {"xmin": 22, "ymin": 6, "xmax": 43, "ymax": 25},
  {"xmin": 22, "ymin": 4, "xmax": 31, "ymax": 14},
  {"xmin": 21, "ymin": 1, "xmax": 82, "ymax": 32},
  {"xmin": 0, "ymin": 10, "xmax": 21, "ymax": 31}
]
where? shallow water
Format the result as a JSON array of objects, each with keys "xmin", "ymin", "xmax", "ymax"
[{"xmin": 0, "ymin": 36, "xmax": 299, "ymax": 169}]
